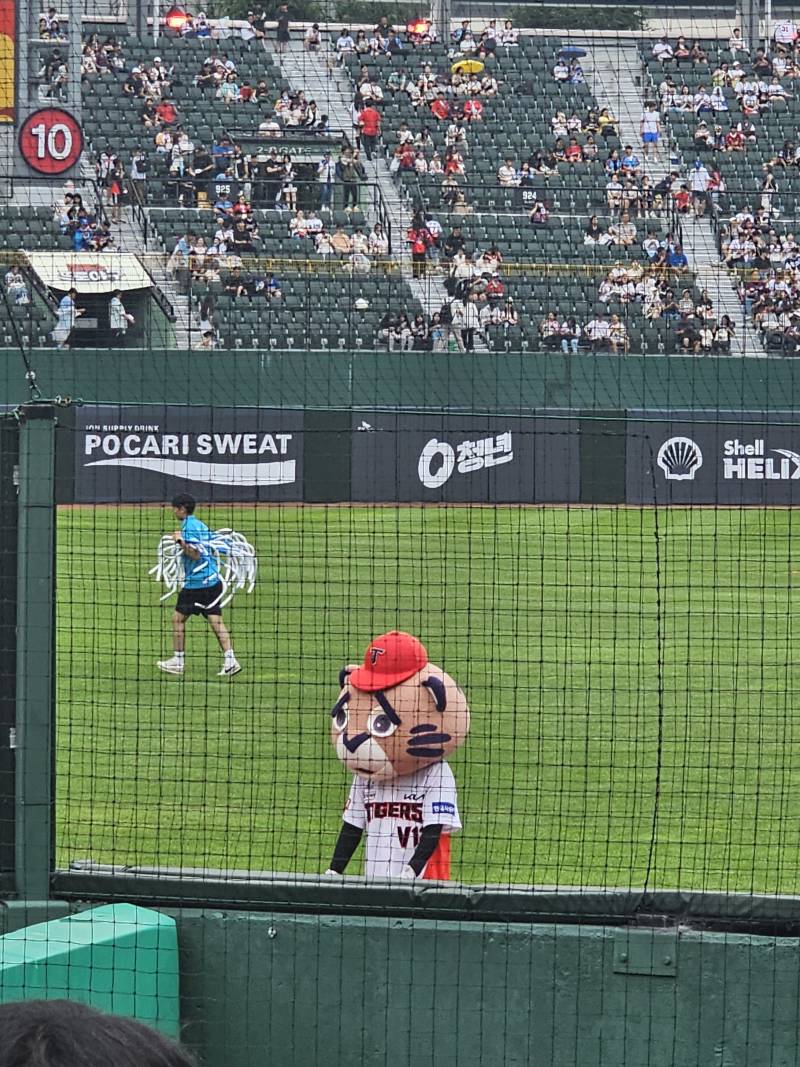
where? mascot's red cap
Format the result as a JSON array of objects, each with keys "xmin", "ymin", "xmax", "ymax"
[{"xmin": 349, "ymin": 631, "xmax": 428, "ymax": 692}]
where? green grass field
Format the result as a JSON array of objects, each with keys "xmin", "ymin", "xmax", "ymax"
[{"xmin": 55, "ymin": 503, "xmax": 800, "ymax": 894}]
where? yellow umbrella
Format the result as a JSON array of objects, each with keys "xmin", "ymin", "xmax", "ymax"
[{"xmin": 451, "ymin": 59, "xmax": 484, "ymax": 75}]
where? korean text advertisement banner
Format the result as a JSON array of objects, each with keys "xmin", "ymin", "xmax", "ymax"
[
  {"xmin": 75, "ymin": 405, "xmax": 304, "ymax": 503},
  {"xmin": 626, "ymin": 411, "xmax": 800, "ymax": 506},
  {"xmin": 350, "ymin": 412, "xmax": 581, "ymax": 503}
]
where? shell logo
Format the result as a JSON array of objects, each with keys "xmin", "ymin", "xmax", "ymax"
[{"xmin": 657, "ymin": 437, "xmax": 703, "ymax": 481}]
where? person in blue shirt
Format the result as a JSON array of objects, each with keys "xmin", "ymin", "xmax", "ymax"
[
  {"xmin": 666, "ymin": 244, "xmax": 689, "ymax": 270},
  {"xmin": 157, "ymin": 493, "xmax": 241, "ymax": 677},
  {"xmin": 620, "ymin": 145, "xmax": 641, "ymax": 174}
]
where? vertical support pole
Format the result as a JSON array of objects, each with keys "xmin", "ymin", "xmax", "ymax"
[
  {"xmin": 135, "ymin": 0, "xmax": 148, "ymax": 42},
  {"xmin": 741, "ymin": 0, "xmax": 760, "ymax": 54},
  {"xmin": 14, "ymin": 406, "xmax": 56, "ymax": 900},
  {"xmin": 0, "ymin": 418, "xmax": 19, "ymax": 875},
  {"xmin": 431, "ymin": 0, "xmax": 450, "ymax": 49},
  {"xmin": 67, "ymin": 0, "xmax": 83, "ymax": 120}
]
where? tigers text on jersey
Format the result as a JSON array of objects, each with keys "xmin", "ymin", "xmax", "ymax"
[{"xmin": 343, "ymin": 761, "xmax": 461, "ymax": 879}]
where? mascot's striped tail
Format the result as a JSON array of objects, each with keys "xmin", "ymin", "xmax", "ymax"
[{"xmin": 149, "ymin": 529, "xmax": 257, "ymax": 609}]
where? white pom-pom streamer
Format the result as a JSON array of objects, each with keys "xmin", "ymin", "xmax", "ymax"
[{"xmin": 149, "ymin": 529, "xmax": 257, "ymax": 609}]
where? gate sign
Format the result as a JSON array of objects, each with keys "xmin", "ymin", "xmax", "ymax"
[{"xmin": 19, "ymin": 108, "xmax": 83, "ymax": 174}]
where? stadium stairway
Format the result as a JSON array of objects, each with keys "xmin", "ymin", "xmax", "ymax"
[
  {"xmin": 585, "ymin": 39, "xmax": 762, "ymax": 356},
  {"xmin": 679, "ymin": 221, "xmax": 761, "ymax": 357},
  {"xmin": 291, "ymin": 42, "xmax": 452, "ymax": 325},
  {"xmin": 101, "ymin": 204, "xmax": 198, "ymax": 349},
  {"xmin": 277, "ymin": 41, "xmax": 354, "ymax": 143},
  {"xmin": 273, "ymin": 43, "xmax": 458, "ymax": 323},
  {"xmin": 583, "ymin": 41, "xmax": 668, "ymax": 182}
]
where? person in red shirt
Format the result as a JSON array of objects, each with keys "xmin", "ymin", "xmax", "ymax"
[
  {"xmin": 462, "ymin": 98, "xmax": 483, "ymax": 121},
  {"xmin": 485, "ymin": 275, "xmax": 505, "ymax": 302},
  {"xmin": 725, "ymin": 127, "xmax": 745, "ymax": 152},
  {"xmin": 565, "ymin": 138, "xmax": 583, "ymax": 163},
  {"xmin": 155, "ymin": 98, "xmax": 177, "ymax": 125},
  {"xmin": 231, "ymin": 193, "xmax": 251, "ymax": 217},
  {"xmin": 672, "ymin": 184, "xmax": 691, "ymax": 213},
  {"xmin": 358, "ymin": 104, "xmax": 381, "ymax": 160},
  {"xmin": 398, "ymin": 143, "xmax": 416, "ymax": 170},
  {"xmin": 430, "ymin": 94, "xmax": 450, "ymax": 121},
  {"xmin": 407, "ymin": 219, "xmax": 431, "ymax": 278}
]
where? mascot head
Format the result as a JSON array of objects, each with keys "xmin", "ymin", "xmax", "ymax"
[{"xmin": 331, "ymin": 631, "xmax": 470, "ymax": 782}]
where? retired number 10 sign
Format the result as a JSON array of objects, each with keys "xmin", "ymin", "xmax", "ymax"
[{"xmin": 19, "ymin": 108, "xmax": 83, "ymax": 175}]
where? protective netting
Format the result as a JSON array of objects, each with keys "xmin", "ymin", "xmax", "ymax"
[{"xmin": 4, "ymin": 6, "xmax": 800, "ymax": 1067}]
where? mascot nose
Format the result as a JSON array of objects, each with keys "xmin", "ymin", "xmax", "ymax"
[{"xmin": 342, "ymin": 730, "xmax": 370, "ymax": 753}]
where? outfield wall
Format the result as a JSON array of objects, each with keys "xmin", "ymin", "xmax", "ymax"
[
  {"xmin": 2, "ymin": 901, "xmax": 799, "ymax": 1067},
  {"xmin": 1, "ymin": 349, "xmax": 799, "ymax": 413},
  {"xmin": 66, "ymin": 403, "xmax": 800, "ymax": 506}
]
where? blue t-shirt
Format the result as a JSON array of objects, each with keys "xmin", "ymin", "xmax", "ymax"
[{"xmin": 181, "ymin": 515, "xmax": 220, "ymax": 588}]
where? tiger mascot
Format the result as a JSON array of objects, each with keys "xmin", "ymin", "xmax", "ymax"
[{"xmin": 325, "ymin": 631, "xmax": 470, "ymax": 881}]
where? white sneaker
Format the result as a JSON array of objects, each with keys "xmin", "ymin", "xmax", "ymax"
[
  {"xmin": 218, "ymin": 660, "xmax": 242, "ymax": 677},
  {"xmin": 157, "ymin": 658, "xmax": 184, "ymax": 675}
]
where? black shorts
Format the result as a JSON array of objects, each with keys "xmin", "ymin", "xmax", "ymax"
[{"xmin": 176, "ymin": 582, "xmax": 223, "ymax": 617}]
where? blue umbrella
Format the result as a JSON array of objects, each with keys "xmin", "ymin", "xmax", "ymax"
[{"xmin": 559, "ymin": 46, "xmax": 587, "ymax": 58}]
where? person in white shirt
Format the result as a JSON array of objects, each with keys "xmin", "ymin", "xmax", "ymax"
[
  {"xmin": 608, "ymin": 314, "xmax": 628, "ymax": 354},
  {"xmin": 739, "ymin": 76, "xmax": 759, "ymax": 98},
  {"xmin": 652, "ymin": 37, "xmax": 673, "ymax": 62},
  {"xmin": 610, "ymin": 212, "xmax": 637, "ymax": 246},
  {"xmin": 553, "ymin": 60, "xmax": 569, "ymax": 81},
  {"xmin": 693, "ymin": 87, "xmax": 712, "ymax": 113},
  {"xmin": 360, "ymin": 79, "xmax": 384, "ymax": 103},
  {"xmin": 109, "ymin": 289, "xmax": 134, "ymax": 343},
  {"xmin": 336, "ymin": 29, "xmax": 355, "ymax": 56},
  {"xmin": 460, "ymin": 297, "xmax": 481, "ymax": 351},
  {"xmin": 305, "ymin": 211, "xmax": 323, "ymax": 234},
  {"xmin": 368, "ymin": 223, "xmax": 388, "ymax": 255},
  {"xmin": 640, "ymin": 104, "xmax": 661, "ymax": 161},
  {"xmin": 497, "ymin": 158, "xmax": 518, "ymax": 186},
  {"xmin": 689, "ymin": 160, "xmax": 710, "ymax": 215},
  {"xmin": 53, "ymin": 288, "xmax": 83, "ymax": 348},
  {"xmin": 424, "ymin": 215, "xmax": 442, "ymax": 264},
  {"xmin": 351, "ymin": 228, "xmax": 369, "ymax": 254},
  {"xmin": 767, "ymin": 77, "xmax": 791, "ymax": 99},
  {"xmin": 729, "ymin": 28, "xmax": 749, "ymax": 56},
  {"xmin": 774, "ymin": 19, "xmax": 798, "ymax": 51},
  {"xmin": 585, "ymin": 316, "xmax": 611, "ymax": 350},
  {"xmin": 772, "ymin": 53, "xmax": 789, "ymax": 78},
  {"xmin": 642, "ymin": 232, "xmax": 661, "ymax": 259},
  {"xmin": 304, "ymin": 23, "xmax": 321, "ymax": 50},
  {"xmin": 710, "ymin": 86, "xmax": 729, "ymax": 111},
  {"xmin": 500, "ymin": 19, "xmax": 518, "ymax": 46},
  {"xmin": 317, "ymin": 151, "xmax": 336, "ymax": 210},
  {"xmin": 5, "ymin": 269, "xmax": 29, "ymax": 304}
]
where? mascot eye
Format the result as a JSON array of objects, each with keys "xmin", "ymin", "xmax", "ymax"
[
  {"xmin": 332, "ymin": 703, "xmax": 348, "ymax": 732},
  {"xmin": 368, "ymin": 711, "xmax": 397, "ymax": 738}
]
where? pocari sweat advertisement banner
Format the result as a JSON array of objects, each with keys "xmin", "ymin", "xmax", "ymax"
[{"xmin": 75, "ymin": 405, "xmax": 303, "ymax": 502}]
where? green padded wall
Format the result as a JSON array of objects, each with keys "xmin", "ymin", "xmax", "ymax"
[
  {"xmin": 0, "ymin": 349, "xmax": 798, "ymax": 413},
  {"xmin": 0, "ymin": 902, "xmax": 179, "ymax": 1037}
]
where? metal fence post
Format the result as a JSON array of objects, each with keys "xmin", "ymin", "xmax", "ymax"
[{"xmin": 14, "ymin": 405, "xmax": 56, "ymax": 901}]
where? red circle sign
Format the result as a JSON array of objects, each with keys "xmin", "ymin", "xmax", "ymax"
[{"xmin": 19, "ymin": 109, "xmax": 83, "ymax": 175}]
